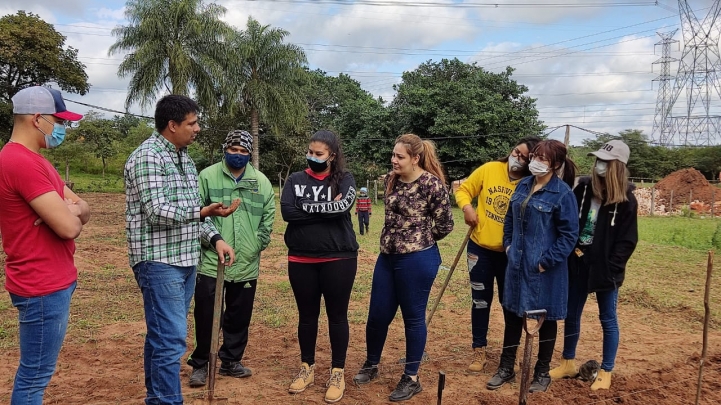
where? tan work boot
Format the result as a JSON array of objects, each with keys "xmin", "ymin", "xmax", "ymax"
[
  {"xmin": 549, "ymin": 358, "xmax": 578, "ymax": 379},
  {"xmin": 325, "ymin": 368, "xmax": 345, "ymax": 403},
  {"xmin": 591, "ymin": 369, "xmax": 612, "ymax": 391},
  {"xmin": 289, "ymin": 362, "xmax": 315, "ymax": 393},
  {"xmin": 467, "ymin": 347, "xmax": 486, "ymax": 373}
]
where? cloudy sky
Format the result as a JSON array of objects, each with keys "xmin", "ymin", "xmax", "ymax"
[{"xmin": 2, "ymin": 0, "xmax": 718, "ymax": 144}]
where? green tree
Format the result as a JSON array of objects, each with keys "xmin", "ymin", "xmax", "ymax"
[
  {"xmin": 227, "ymin": 16, "xmax": 308, "ymax": 169},
  {"xmin": 75, "ymin": 112, "xmax": 122, "ymax": 177},
  {"xmin": 0, "ymin": 11, "xmax": 89, "ymax": 100},
  {"xmin": 300, "ymin": 70, "xmax": 393, "ymax": 183},
  {"xmin": 0, "ymin": 11, "xmax": 89, "ymax": 142},
  {"xmin": 391, "ymin": 59, "xmax": 545, "ymax": 181},
  {"xmin": 108, "ymin": 0, "xmax": 234, "ymax": 110}
]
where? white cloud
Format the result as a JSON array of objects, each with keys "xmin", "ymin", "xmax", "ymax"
[{"xmin": 468, "ymin": 35, "xmax": 665, "ymax": 144}]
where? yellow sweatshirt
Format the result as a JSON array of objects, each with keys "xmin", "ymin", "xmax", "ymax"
[{"xmin": 455, "ymin": 161, "xmax": 521, "ymax": 252}]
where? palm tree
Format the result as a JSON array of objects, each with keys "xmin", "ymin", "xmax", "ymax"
[
  {"xmin": 229, "ymin": 17, "xmax": 308, "ymax": 168},
  {"xmin": 108, "ymin": 0, "xmax": 233, "ymax": 110}
]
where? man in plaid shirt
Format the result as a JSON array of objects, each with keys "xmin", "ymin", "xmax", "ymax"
[{"xmin": 125, "ymin": 95, "xmax": 237, "ymax": 405}]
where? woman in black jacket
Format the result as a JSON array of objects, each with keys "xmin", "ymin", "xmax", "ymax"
[
  {"xmin": 549, "ymin": 140, "xmax": 638, "ymax": 391},
  {"xmin": 280, "ymin": 130, "xmax": 359, "ymax": 403}
]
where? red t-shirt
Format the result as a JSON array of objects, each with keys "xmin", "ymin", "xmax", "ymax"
[{"xmin": 0, "ymin": 142, "xmax": 77, "ymax": 297}]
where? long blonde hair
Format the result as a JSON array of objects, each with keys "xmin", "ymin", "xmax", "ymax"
[
  {"xmin": 591, "ymin": 158, "xmax": 629, "ymax": 205},
  {"xmin": 386, "ymin": 133, "xmax": 447, "ymax": 195}
]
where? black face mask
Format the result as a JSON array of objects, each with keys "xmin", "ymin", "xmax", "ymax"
[{"xmin": 307, "ymin": 156, "xmax": 329, "ymax": 173}]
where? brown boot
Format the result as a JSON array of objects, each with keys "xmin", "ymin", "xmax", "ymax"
[
  {"xmin": 289, "ymin": 362, "xmax": 315, "ymax": 393},
  {"xmin": 591, "ymin": 369, "xmax": 612, "ymax": 391},
  {"xmin": 325, "ymin": 368, "xmax": 345, "ymax": 403},
  {"xmin": 467, "ymin": 347, "xmax": 486, "ymax": 373},
  {"xmin": 549, "ymin": 358, "xmax": 578, "ymax": 379}
]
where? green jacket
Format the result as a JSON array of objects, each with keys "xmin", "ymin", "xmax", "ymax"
[{"xmin": 198, "ymin": 161, "xmax": 275, "ymax": 282}]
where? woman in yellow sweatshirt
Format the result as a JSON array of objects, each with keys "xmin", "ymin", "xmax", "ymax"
[{"xmin": 454, "ymin": 136, "xmax": 540, "ymax": 373}]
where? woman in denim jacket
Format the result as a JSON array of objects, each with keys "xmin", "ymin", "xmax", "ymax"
[{"xmin": 486, "ymin": 140, "xmax": 579, "ymax": 393}]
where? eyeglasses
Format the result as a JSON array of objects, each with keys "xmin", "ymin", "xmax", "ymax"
[
  {"xmin": 40, "ymin": 115, "xmax": 70, "ymax": 128},
  {"xmin": 512, "ymin": 147, "xmax": 529, "ymax": 163}
]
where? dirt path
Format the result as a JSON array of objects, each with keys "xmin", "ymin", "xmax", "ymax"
[{"xmin": 0, "ymin": 193, "xmax": 718, "ymax": 404}]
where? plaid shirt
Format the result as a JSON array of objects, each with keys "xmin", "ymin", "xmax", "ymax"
[{"xmin": 124, "ymin": 133, "xmax": 219, "ymax": 268}]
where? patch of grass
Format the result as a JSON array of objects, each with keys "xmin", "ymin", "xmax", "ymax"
[
  {"xmin": 65, "ymin": 172, "xmax": 125, "ymax": 193},
  {"xmin": 638, "ymin": 216, "xmax": 721, "ymax": 250},
  {"xmin": 622, "ymin": 241, "xmax": 719, "ymax": 329}
]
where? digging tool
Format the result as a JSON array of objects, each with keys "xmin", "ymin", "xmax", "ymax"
[
  {"xmin": 205, "ymin": 262, "xmax": 228, "ymax": 404},
  {"xmin": 518, "ymin": 309, "xmax": 547, "ymax": 405},
  {"xmin": 399, "ymin": 227, "xmax": 473, "ymax": 364}
]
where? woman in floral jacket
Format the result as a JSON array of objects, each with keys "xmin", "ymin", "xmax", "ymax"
[{"xmin": 353, "ymin": 133, "xmax": 454, "ymax": 403}]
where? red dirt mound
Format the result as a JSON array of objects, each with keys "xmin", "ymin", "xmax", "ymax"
[{"xmin": 654, "ymin": 168, "xmax": 719, "ymax": 209}]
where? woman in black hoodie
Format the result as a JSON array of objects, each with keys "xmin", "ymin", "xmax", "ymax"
[
  {"xmin": 549, "ymin": 140, "xmax": 638, "ymax": 391},
  {"xmin": 281, "ymin": 130, "xmax": 358, "ymax": 403}
]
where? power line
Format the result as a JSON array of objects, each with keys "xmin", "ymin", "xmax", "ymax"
[{"xmin": 235, "ymin": 0, "xmax": 657, "ymax": 8}]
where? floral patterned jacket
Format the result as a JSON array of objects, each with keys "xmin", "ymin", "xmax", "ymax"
[{"xmin": 380, "ymin": 171, "xmax": 454, "ymax": 254}]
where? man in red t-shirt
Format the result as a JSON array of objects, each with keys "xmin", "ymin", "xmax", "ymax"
[{"xmin": 0, "ymin": 86, "xmax": 90, "ymax": 404}]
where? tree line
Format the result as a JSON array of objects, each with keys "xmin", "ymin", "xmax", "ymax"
[{"xmin": 1, "ymin": 4, "xmax": 719, "ymax": 187}]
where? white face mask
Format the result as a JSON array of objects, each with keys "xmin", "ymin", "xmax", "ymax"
[
  {"xmin": 528, "ymin": 159, "xmax": 550, "ymax": 176},
  {"xmin": 508, "ymin": 156, "xmax": 525, "ymax": 172},
  {"xmin": 595, "ymin": 160, "xmax": 608, "ymax": 177}
]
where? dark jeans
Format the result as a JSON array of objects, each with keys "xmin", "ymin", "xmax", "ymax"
[
  {"xmin": 498, "ymin": 309, "xmax": 557, "ymax": 374},
  {"xmin": 188, "ymin": 275, "xmax": 257, "ymax": 369},
  {"xmin": 365, "ymin": 245, "xmax": 441, "ymax": 376},
  {"xmin": 357, "ymin": 211, "xmax": 369, "ymax": 234},
  {"xmin": 288, "ymin": 258, "xmax": 357, "ymax": 369},
  {"xmin": 562, "ymin": 257, "xmax": 620, "ymax": 371},
  {"xmin": 132, "ymin": 261, "xmax": 195, "ymax": 405},
  {"xmin": 467, "ymin": 240, "xmax": 507, "ymax": 348},
  {"xmin": 10, "ymin": 282, "xmax": 76, "ymax": 405}
]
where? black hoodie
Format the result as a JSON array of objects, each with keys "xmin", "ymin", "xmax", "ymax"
[
  {"xmin": 280, "ymin": 170, "xmax": 359, "ymax": 258},
  {"xmin": 570, "ymin": 176, "xmax": 638, "ymax": 292}
]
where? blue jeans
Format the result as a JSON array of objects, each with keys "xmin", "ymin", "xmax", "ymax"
[
  {"xmin": 467, "ymin": 240, "xmax": 507, "ymax": 348},
  {"xmin": 10, "ymin": 282, "xmax": 76, "ymax": 405},
  {"xmin": 133, "ymin": 261, "xmax": 195, "ymax": 405},
  {"xmin": 365, "ymin": 245, "xmax": 441, "ymax": 375},
  {"xmin": 562, "ymin": 264, "xmax": 620, "ymax": 372}
]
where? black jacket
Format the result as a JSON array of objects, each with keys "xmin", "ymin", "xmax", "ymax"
[
  {"xmin": 280, "ymin": 170, "xmax": 359, "ymax": 258},
  {"xmin": 570, "ymin": 176, "xmax": 638, "ymax": 292}
]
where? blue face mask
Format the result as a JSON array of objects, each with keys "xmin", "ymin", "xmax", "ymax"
[
  {"xmin": 225, "ymin": 152, "xmax": 250, "ymax": 170},
  {"xmin": 39, "ymin": 115, "xmax": 66, "ymax": 148}
]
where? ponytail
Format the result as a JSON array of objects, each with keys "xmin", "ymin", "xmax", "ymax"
[
  {"xmin": 419, "ymin": 140, "xmax": 447, "ymax": 186},
  {"xmin": 561, "ymin": 157, "xmax": 577, "ymax": 188}
]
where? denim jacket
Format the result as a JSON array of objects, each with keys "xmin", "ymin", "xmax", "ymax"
[{"xmin": 502, "ymin": 175, "xmax": 579, "ymax": 320}]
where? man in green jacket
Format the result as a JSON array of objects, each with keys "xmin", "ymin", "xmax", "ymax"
[{"xmin": 187, "ymin": 130, "xmax": 275, "ymax": 387}]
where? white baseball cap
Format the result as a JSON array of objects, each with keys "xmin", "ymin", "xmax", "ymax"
[{"xmin": 588, "ymin": 140, "xmax": 630, "ymax": 164}]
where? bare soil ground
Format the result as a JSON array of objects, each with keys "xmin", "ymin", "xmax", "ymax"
[{"xmin": 0, "ymin": 193, "xmax": 719, "ymax": 404}]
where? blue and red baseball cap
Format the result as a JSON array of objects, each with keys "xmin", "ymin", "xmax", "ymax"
[{"xmin": 11, "ymin": 86, "xmax": 83, "ymax": 121}]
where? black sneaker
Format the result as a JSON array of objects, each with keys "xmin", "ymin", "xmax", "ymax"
[
  {"xmin": 486, "ymin": 367, "xmax": 515, "ymax": 390},
  {"xmin": 189, "ymin": 365, "xmax": 207, "ymax": 387},
  {"xmin": 219, "ymin": 361, "xmax": 252, "ymax": 378},
  {"xmin": 389, "ymin": 374, "xmax": 422, "ymax": 402},
  {"xmin": 353, "ymin": 361, "xmax": 379, "ymax": 385},
  {"xmin": 529, "ymin": 371, "xmax": 551, "ymax": 393}
]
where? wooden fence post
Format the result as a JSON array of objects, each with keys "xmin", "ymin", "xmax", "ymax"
[
  {"xmin": 651, "ymin": 187, "xmax": 656, "ymax": 216},
  {"xmin": 670, "ymin": 189, "xmax": 674, "ymax": 214},
  {"xmin": 695, "ymin": 251, "xmax": 714, "ymax": 405},
  {"xmin": 374, "ymin": 180, "xmax": 378, "ymax": 204}
]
